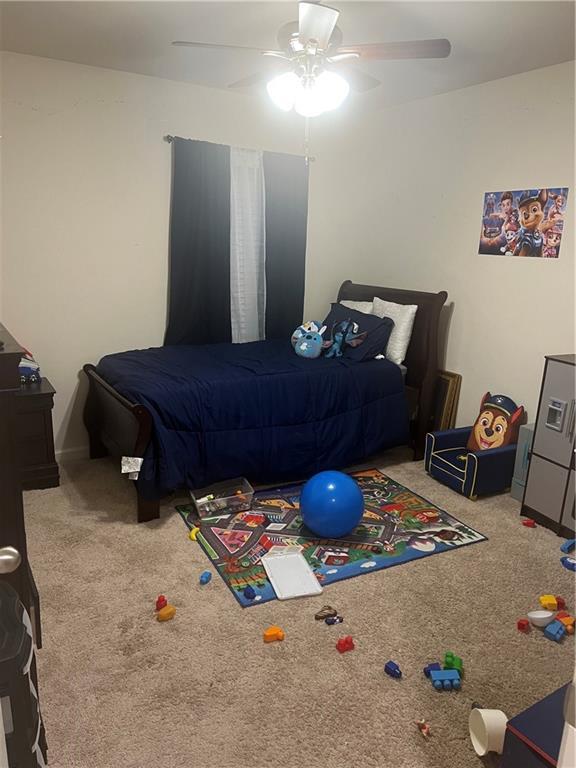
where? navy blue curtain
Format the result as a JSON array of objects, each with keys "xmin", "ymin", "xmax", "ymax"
[
  {"xmin": 165, "ymin": 139, "xmax": 232, "ymax": 345},
  {"xmin": 164, "ymin": 138, "xmax": 308, "ymax": 346}
]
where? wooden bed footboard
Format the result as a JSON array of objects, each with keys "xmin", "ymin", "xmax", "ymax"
[{"xmin": 82, "ymin": 364, "xmax": 159, "ymax": 522}]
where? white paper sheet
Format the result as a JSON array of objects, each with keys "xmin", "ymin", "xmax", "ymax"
[{"xmin": 261, "ymin": 550, "xmax": 323, "ymax": 600}]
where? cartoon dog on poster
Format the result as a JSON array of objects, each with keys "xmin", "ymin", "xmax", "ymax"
[
  {"xmin": 542, "ymin": 225, "xmax": 563, "ymax": 259},
  {"xmin": 514, "ymin": 189, "xmax": 550, "ymax": 257},
  {"xmin": 500, "ymin": 218, "xmax": 520, "ymax": 255}
]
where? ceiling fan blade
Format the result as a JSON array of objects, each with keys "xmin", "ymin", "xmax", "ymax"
[
  {"xmin": 172, "ymin": 40, "xmax": 281, "ymax": 56},
  {"xmin": 299, "ymin": 2, "xmax": 340, "ymax": 49},
  {"xmin": 262, "ymin": 51, "xmax": 292, "ymax": 60},
  {"xmin": 326, "ymin": 52, "xmax": 360, "ymax": 63},
  {"xmin": 228, "ymin": 72, "xmax": 271, "ymax": 89},
  {"xmin": 337, "ymin": 38, "xmax": 451, "ymax": 61},
  {"xmin": 335, "ymin": 66, "xmax": 381, "ymax": 92}
]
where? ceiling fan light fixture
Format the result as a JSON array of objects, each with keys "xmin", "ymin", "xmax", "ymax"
[
  {"xmin": 268, "ymin": 69, "xmax": 349, "ymax": 116},
  {"xmin": 266, "ymin": 71, "xmax": 300, "ymax": 111},
  {"xmin": 175, "ymin": 3, "xmax": 452, "ymax": 112},
  {"xmin": 314, "ymin": 70, "xmax": 349, "ymax": 111},
  {"xmin": 294, "ymin": 81, "xmax": 325, "ymax": 117}
]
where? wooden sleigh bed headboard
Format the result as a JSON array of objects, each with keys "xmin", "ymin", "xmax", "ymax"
[{"xmin": 337, "ymin": 280, "xmax": 448, "ymax": 458}]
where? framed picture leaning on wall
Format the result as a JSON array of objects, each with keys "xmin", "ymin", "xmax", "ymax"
[{"xmin": 433, "ymin": 371, "xmax": 462, "ymax": 431}]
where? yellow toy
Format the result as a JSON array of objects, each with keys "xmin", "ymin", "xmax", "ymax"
[
  {"xmin": 156, "ymin": 604, "xmax": 176, "ymax": 622},
  {"xmin": 263, "ymin": 626, "xmax": 285, "ymax": 643},
  {"xmin": 539, "ymin": 595, "xmax": 558, "ymax": 611},
  {"xmin": 189, "ymin": 527, "xmax": 200, "ymax": 541}
]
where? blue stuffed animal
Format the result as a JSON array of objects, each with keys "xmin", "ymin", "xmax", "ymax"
[
  {"xmin": 291, "ymin": 321, "xmax": 323, "ymax": 348},
  {"xmin": 292, "ymin": 321, "xmax": 326, "ymax": 359},
  {"xmin": 323, "ymin": 320, "xmax": 367, "ymax": 358}
]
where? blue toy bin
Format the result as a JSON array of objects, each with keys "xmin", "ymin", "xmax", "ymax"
[{"xmin": 424, "ymin": 427, "xmax": 517, "ymax": 500}]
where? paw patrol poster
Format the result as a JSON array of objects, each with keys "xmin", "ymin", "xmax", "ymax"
[{"xmin": 479, "ymin": 187, "xmax": 568, "ymax": 258}]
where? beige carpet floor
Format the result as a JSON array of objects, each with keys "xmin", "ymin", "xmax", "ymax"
[{"xmin": 23, "ymin": 454, "xmax": 574, "ymax": 768}]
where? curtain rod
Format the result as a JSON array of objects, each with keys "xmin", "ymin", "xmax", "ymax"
[{"xmin": 163, "ymin": 134, "xmax": 314, "ymax": 162}]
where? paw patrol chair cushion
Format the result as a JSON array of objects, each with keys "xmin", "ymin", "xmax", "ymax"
[{"xmin": 425, "ymin": 393, "xmax": 525, "ymax": 499}]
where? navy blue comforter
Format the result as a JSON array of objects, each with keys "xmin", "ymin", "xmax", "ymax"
[{"xmin": 96, "ymin": 340, "xmax": 409, "ymax": 499}]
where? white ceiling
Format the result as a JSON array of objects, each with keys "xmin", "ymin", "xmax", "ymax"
[{"xmin": 1, "ymin": 1, "xmax": 574, "ymax": 109}]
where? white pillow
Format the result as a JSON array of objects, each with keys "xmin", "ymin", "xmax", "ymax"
[
  {"xmin": 372, "ymin": 296, "xmax": 418, "ymax": 365},
  {"xmin": 340, "ymin": 299, "xmax": 374, "ymax": 314}
]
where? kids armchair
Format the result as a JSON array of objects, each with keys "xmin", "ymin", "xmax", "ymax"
[
  {"xmin": 424, "ymin": 393, "xmax": 524, "ymax": 499},
  {"xmin": 424, "ymin": 428, "xmax": 517, "ymax": 499}
]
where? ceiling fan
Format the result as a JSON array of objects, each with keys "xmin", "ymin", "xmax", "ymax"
[{"xmin": 172, "ymin": 1, "xmax": 451, "ymax": 117}]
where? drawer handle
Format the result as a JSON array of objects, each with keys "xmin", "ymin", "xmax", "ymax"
[
  {"xmin": 0, "ymin": 546, "xmax": 22, "ymax": 574},
  {"xmin": 569, "ymin": 399, "xmax": 576, "ymax": 441},
  {"xmin": 565, "ymin": 399, "xmax": 573, "ymax": 437}
]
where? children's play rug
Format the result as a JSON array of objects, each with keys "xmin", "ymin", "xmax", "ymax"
[{"xmin": 176, "ymin": 469, "xmax": 487, "ymax": 607}]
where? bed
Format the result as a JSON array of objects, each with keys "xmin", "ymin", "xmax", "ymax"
[{"xmin": 83, "ymin": 281, "xmax": 447, "ymax": 522}]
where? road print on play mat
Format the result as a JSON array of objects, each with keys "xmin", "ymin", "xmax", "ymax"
[{"xmin": 176, "ymin": 469, "xmax": 487, "ymax": 607}]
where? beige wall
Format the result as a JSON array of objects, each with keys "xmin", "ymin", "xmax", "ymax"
[
  {"xmin": 1, "ymin": 52, "xmax": 574, "ymax": 457},
  {"xmin": 0, "ymin": 52, "xmax": 320, "ymax": 456},
  {"xmin": 306, "ymin": 61, "xmax": 575, "ymax": 426}
]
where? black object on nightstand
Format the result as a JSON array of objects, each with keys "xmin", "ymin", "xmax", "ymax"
[{"xmin": 15, "ymin": 377, "xmax": 60, "ymax": 490}]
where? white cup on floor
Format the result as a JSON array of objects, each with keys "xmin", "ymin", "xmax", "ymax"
[{"xmin": 469, "ymin": 708, "xmax": 508, "ymax": 756}]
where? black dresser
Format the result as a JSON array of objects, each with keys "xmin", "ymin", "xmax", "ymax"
[
  {"xmin": 16, "ymin": 379, "xmax": 59, "ymax": 491},
  {"xmin": 0, "ymin": 322, "xmax": 48, "ymax": 764}
]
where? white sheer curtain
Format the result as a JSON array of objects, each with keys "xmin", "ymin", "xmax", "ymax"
[{"xmin": 230, "ymin": 147, "xmax": 266, "ymax": 343}]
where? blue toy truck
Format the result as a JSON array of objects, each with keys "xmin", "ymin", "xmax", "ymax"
[{"xmin": 429, "ymin": 669, "xmax": 461, "ymax": 691}]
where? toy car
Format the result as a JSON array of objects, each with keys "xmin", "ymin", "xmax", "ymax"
[
  {"xmin": 19, "ymin": 356, "xmax": 41, "ymax": 385},
  {"xmin": 384, "ymin": 660, "xmax": 402, "ymax": 678}
]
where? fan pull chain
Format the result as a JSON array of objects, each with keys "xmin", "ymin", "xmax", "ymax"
[{"xmin": 304, "ymin": 117, "xmax": 311, "ymax": 166}]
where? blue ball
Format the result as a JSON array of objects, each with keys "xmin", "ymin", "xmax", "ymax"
[{"xmin": 300, "ymin": 471, "xmax": 364, "ymax": 538}]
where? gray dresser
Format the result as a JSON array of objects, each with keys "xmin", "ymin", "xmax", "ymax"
[{"xmin": 521, "ymin": 354, "xmax": 575, "ymax": 536}]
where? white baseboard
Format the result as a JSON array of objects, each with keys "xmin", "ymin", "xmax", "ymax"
[{"xmin": 55, "ymin": 446, "xmax": 89, "ymax": 463}]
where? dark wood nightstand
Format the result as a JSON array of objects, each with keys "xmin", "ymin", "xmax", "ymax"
[{"xmin": 15, "ymin": 377, "xmax": 60, "ymax": 490}]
